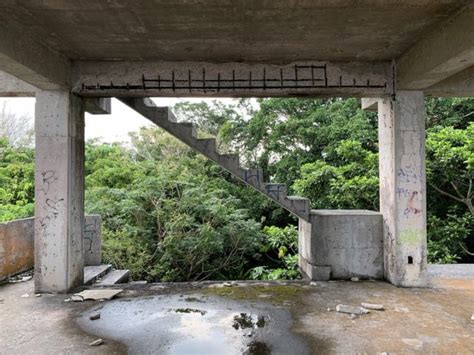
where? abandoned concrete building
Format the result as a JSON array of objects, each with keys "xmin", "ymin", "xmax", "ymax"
[
  {"xmin": 1, "ymin": 2, "xmax": 474, "ymax": 353},
  {"xmin": 0, "ymin": 1, "xmax": 473, "ymax": 293}
]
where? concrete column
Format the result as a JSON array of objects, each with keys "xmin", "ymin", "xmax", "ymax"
[
  {"xmin": 378, "ymin": 91, "xmax": 427, "ymax": 287},
  {"xmin": 34, "ymin": 90, "xmax": 85, "ymax": 293}
]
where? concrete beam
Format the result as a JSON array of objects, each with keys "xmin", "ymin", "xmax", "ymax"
[
  {"xmin": 426, "ymin": 65, "xmax": 474, "ymax": 97},
  {"xmin": 0, "ymin": 70, "xmax": 111, "ymax": 114},
  {"xmin": 0, "ymin": 12, "xmax": 70, "ymax": 89},
  {"xmin": 361, "ymin": 98, "xmax": 379, "ymax": 111},
  {"xmin": 397, "ymin": 5, "xmax": 474, "ymax": 90},
  {"xmin": 72, "ymin": 60, "xmax": 393, "ymax": 98},
  {"xmin": 84, "ymin": 98, "xmax": 112, "ymax": 115},
  {"xmin": 0, "ymin": 70, "xmax": 35, "ymax": 97}
]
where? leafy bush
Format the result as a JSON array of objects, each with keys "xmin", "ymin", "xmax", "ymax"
[{"xmin": 249, "ymin": 225, "xmax": 300, "ymax": 280}]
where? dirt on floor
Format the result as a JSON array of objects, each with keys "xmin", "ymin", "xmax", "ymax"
[{"xmin": 0, "ymin": 265, "xmax": 473, "ymax": 354}]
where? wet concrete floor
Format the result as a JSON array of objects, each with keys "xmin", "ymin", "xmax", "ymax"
[
  {"xmin": 76, "ymin": 293, "xmax": 308, "ymax": 354},
  {"xmin": 1, "ymin": 265, "xmax": 473, "ymax": 354}
]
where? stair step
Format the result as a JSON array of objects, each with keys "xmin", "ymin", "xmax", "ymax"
[
  {"xmin": 240, "ymin": 168, "xmax": 264, "ymax": 187},
  {"xmin": 218, "ymin": 153, "xmax": 240, "ymax": 171},
  {"xmin": 95, "ymin": 269, "xmax": 130, "ymax": 286},
  {"xmin": 167, "ymin": 110, "xmax": 178, "ymax": 122},
  {"xmin": 84, "ymin": 264, "xmax": 112, "ymax": 285},
  {"xmin": 264, "ymin": 183, "xmax": 287, "ymax": 200},
  {"xmin": 195, "ymin": 138, "xmax": 217, "ymax": 153},
  {"xmin": 169, "ymin": 121, "xmax": 197, "ymax": 138},
  {"xmin": 285, "ymin": 196, "xmax": 311, "ymax": 215}
]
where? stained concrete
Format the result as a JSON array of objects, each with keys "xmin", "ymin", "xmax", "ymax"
[
  {"xmin": 1, "ymin": 266, "xmax": 472, "ymax": 354},
  {"xmin": 0, "ymin": 1, "xmax": 465, "ymax": 63},
  {"xmin": 0, "ymin": 218, "xmax": 34, "ymax": 281},
  {"xmin": 0, "ymin": 215, "xmax": 102, "ymax": 282},
  {"xmin": 34, "ymin": 90, "xmax": 85, "ymax": 293},
  {"xmin": 377, "ymin": 92, "xmax": 427, "ymax": 287}
]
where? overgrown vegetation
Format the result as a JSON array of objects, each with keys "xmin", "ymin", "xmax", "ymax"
[{"xmin": 0, "ymin": 97, "xmax": 472, "ymax": 281}]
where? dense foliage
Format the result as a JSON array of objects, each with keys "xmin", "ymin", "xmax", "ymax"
[{"xmin": 0, "ymin": 97, "xmax": 472, "ymax": 281}]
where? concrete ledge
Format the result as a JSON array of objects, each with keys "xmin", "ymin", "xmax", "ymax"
[{"xmin": 299, "ymin": 256, "xmax": 331, "ymax": 281}]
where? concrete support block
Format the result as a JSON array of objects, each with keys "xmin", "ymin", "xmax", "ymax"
[
  {"xmin": 34, "ymin": 90, "xmax": 85, "ymax": 293},
  {"xmin": 84, "ymin": 215, "xmax": 102, "ymax": 266},
  {"xmin": 299, "ymin": 210, "xmax": 383, "ymax": 280},
  {"xmin": 377, "ymin": 91, "xmax": 428, "ymax": 287}
]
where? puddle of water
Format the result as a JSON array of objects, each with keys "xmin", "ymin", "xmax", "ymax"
[{"xmin": 76, "ymin": 294, "xmax": 308, "ymax": 355}]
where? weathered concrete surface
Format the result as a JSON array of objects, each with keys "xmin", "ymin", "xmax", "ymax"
[
  {"xmin": 299, "ymin": 210, "xmax": 383, "ymax": 281},
  {"xmin": 1, "ymin": 1, "xmax": 472, "ymax": 96},
  {"xmin": 0, "ymin": 6, "xmax": 70, "ymax": 89},
  {"xmin": 0, "ymin": 215, "xmax": 102, "ymax": 281},
  {"xmin": 34, "ymin": 90, "xmax": 85, "ymax": 293},
  {"xmin": 0, "ymin": 1, "xmax": 464, "ymax": 62},
  {"xmin": 0, "ymin": 266, "xmax": 472, "ymax": 354},
  {"xmin": 74, "ymin": 60, "xmax": 392, "ymax": 98},
  {"xmin": 397, "ymin": 4, "xmax": 474, "ymax": 90},
  {"xmin": 0, "ymin": 218, "xmax": 34, "ymax": 281},
  {"xmin": 0, "ymin": 280, "xmax": 125, "ymax": 354},
  {"xmin": 377, "ymin": 91, "xmax": 428, "ymax": 287},
  {"xmin": 84, "ymin": 98, "xmax": 112, "ymax": 115},
  {"xmin": 0, "ymin": 70, "xmax": 36, "ymax": 97}
]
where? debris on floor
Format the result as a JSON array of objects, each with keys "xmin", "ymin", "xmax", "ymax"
[
  {"xmin": 88, "ymin": 338, "xmax": 104, "ymax": 346},
  {"xmin": 335, "ymin": 304, "xmax": 370, "ymax": 315},
  {"xmin": 174, "ymin": 308, "xmax": 207, "ymax": 316},
  {"xmin": 351, "ymin": 277, "xmax": 360, "ymax": 282},
  {"xmin": 72, "ymin": 289, "xmax": 123, "ymax": 301},
  {"xmin": 70, "ymin": 295, "xmax": 84, "ymax": 302},
  {"xmin": 89, "ymin": 313, "xmax": 101, "ymax": 321},
  {"xmin": 20, "ymin": 293, "xmax": 29, "ymax": 298},
  {"xmin": 361, "ymin": 302, "xmax": 384, "ymax": 311}
]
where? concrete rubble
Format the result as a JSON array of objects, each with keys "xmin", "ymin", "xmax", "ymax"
[
  {"xmin": 361, "ymin": 303, "xmax": 385, "ymax": 311},
  {"xmin": 335, "ymin": 304, "xmax": 370, "ymax": 315}
]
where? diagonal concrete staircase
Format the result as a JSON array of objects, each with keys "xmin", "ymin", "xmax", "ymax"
[{"xmin": 118, "ymin": 97, "xmax": 311, "ymax": 221}]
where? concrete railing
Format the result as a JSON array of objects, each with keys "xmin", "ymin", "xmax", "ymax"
[{"xmin": 0, "ymin": 215, "xmax": 101, "ymax": 281}]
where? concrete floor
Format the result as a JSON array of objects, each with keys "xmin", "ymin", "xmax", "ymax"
[{"xmin": 0, "ymin": 265, "xmax": 473, "ymax": 354}]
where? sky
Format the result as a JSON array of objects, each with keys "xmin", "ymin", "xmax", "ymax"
[{"xmin": 0, "ymin": 97, "xmax": 239, "ymax": 144}]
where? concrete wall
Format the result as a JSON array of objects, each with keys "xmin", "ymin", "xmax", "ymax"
[
  {"xmin": 0, "ymin": 218, "xmax": 35, "ymax": 281},
  {"xmin": 0, "ymin": 215, "xmax": 101, "ymax": 281},
  {"xmin": 299, "ymin": 210, "xmax": 384, "ymax": 280}
]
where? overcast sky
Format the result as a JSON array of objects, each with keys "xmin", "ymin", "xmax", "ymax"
[{"xmin": 0, "ymin": 97, "xmax": 239, "ymax": 144}]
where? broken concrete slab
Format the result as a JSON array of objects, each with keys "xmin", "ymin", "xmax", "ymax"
[
  {"xmin": 88, "ymin": 338, "xmax": 104, "ymax": 346},
  {"xmin": 73, "ymin": 289, "xmax": 122, "ymax": 301}
]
